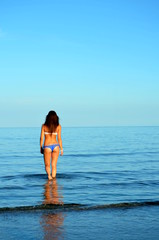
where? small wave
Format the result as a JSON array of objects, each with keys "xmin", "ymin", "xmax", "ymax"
[
  {"xmin": 0, "ymin": 203, "xmax": 82, "ymax": 212},
  {"xmin": 85, "ymin": 201, "xmax": 159, "ymax": 210},
  {"xmin": 64, "ymin": 151, "xmax": 159, "ymax": 158},
  {"xmin": 0, "ymin": 186, "xmax": 26, "ymax": 190},
  {"xmin": 64, "ymin": 153, "xmax": 130, "ymax": 158},
  {"xmin": 23, "ymin": 174, "xmax": 46, "ymax": 179},
  {"xmin": 1, "ymin": 174, "xmax": 46, "ymax": 180},
  {"xmin": 1, "ymin": 201, "xmax": 159, "ymax": 212}
]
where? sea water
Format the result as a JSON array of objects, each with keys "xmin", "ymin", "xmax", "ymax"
[{"xmin": 0, "ymin": 127, "xmax": 159, "ymax": 239}]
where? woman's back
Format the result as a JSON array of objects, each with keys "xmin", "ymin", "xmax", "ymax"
[{"xmin": 43, "ymin": 125, "xmax": 59, "ymax": 145}]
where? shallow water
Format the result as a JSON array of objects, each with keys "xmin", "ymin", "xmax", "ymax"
[
  {"xmin": 0, "ymin": 206, "xmax": 159, "ymax": 240},
  {"xmin": 0, "ymin": 127, "xmax": 159, "ymax": 208},
  {"xmin": 0, "ymin": 127, "xmax": 159, "ymax": 239}
]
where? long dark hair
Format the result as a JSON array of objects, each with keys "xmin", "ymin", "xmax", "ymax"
[{"xmin": 44, "ymin": 110, "xmax": 59, "ymax": 132}]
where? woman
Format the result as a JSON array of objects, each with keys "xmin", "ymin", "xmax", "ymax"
[{"xmin": 40, "ymin": 110, "xmax": 63, "ymax": 180}]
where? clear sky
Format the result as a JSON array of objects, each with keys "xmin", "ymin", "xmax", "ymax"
[{"xmin": 0, "ymin": 0, "xmax": 159, "ymax": 127}]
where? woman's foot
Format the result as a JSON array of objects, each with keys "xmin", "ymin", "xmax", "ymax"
[{"xmin": 48, "ymin": 175, "xmax": 53, "ymax": 180}]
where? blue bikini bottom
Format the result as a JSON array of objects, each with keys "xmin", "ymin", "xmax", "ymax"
[{"xmin": 43, "ymin": 144, "xmax": 60, "ymax": 152}]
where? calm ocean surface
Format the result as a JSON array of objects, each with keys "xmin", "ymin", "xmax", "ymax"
[{"xmin": 0, "ymin": 127, "xmax": 159, "ymax": 239}]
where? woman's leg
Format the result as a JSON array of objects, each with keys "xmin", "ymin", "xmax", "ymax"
[
  {"xmin": 44, "ymin": 148, "xmax": 52, "ymax": 180},
  {"xmin": 51, "ymin": 147, "xmax": 60, "ymax": 178}
]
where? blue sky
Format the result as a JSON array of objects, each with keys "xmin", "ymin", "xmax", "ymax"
[{"xmin": 0, "ymin": 0, "xmax": 159, "ymax": 127}]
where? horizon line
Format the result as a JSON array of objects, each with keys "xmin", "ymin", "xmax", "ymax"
[{"xmin": 0, "ymin": 125, "xmax": 159, "ymax": 128}]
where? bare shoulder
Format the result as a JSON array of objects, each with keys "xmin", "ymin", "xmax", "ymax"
[
  {"xmin": 41, "ymin": 124, "xmax": 45, "ymax": 131},
  {"xmin": 57, "ymin": 124, "xmax": 62, "ymax": 132}
]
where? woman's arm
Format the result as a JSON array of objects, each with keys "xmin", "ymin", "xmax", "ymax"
[
  {"xmin": 40, "ymin": 124, "xmax": 45, "ymax": 153},
  {"xmin": 57, "ymin": 125, "xmax": 63, "ymax": 155}
]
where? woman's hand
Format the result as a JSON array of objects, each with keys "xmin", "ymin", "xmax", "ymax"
[
  {"xmin": 40, "ymin": 147, "xmax": 44, "ymax": 154},
  {"xmin": 60, "ymin": 149, "xmax": 63, "ymax": 156}
]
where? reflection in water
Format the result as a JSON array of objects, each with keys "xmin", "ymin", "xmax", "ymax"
[
  {"xmin": 41, "ymin": 179, "xmax": 65, "ymax": 240},
  {"xmin": 43, "ymin": 179, "xmax": 63, "ymax": 205}
]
